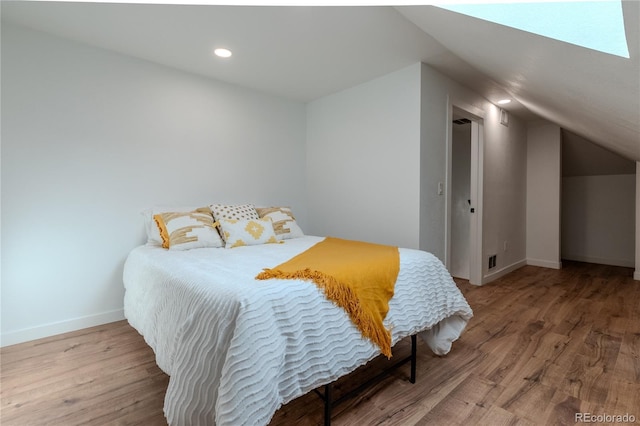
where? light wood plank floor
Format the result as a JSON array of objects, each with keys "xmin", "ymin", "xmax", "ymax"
[{"xmin": 2, "ymin": 261, "xmax": 638, "ymax": 425}]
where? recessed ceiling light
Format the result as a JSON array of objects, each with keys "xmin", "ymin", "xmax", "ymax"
[
  {"xmin": 497, "ymin": 99, "xmax": 511, "ymax": 105},
  {"xmin": 214, "ymin": 48, "xmax": 232, "ymax": 58}
]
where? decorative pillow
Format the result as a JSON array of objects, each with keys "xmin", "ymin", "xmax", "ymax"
[
  {"xmin": 210, "ymin": 204, "xmax": 260, "ymax": 242},
  {"xmin": 153, "ymin": 208, "xmax": 223, "ymax": 250},
  {"xmin": 218, "ymin": 217, "xmax": 279, "ymax": 248},
  {"xmin": 141, "ymin": 206, "xmax": 198, "ymax": 245},
  {"xmin": 210, "ymin": 203, "xmax": 260, "ymax": 222},
  {"xmin": 256, "ymin": 207, "xmax": 304, "ymax": 240}
]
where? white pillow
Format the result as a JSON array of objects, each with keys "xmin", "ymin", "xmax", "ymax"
[
  {"xmin": 210, "ymin": 203, "xmax": 260, "ymax": 243},
  {"xmin": 218, "ymin": 217, "xmax": 279, "ymax": 248},
  {"xmin": 153, "ymin": 209, "xmax": 223, "ymax": 250},
  {"xmin": 141, "ymin": 206, "xmax": 198, "ymax": 245},
  {"xmin": 256, "ymin": 207, "xmax": 304, "ymax": 240},
  {"xmin": 210, "ymin": 203, "xmax": 260, "ymax": 222}
]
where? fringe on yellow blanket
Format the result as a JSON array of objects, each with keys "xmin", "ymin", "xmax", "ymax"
[{"xmin": 255, "ymin": 237, "xmax": 399, "ymax": 358}]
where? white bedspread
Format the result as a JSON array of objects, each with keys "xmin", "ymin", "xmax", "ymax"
[{"xmin": 123, "ymin": 236, "xmax": 473, "ymax": 426}]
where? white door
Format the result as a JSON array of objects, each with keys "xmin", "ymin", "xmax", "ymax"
[
  {"xmin": 450, "ymin": 119, "xmax": 471, "ymax": 279},
  {"xmin": 447, "ymin": 106, "xmax": 483, "ymax": 285}
]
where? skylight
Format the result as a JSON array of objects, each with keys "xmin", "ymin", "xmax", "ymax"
[{"xmin": 437, "ymin": 1, "xmax": 630, "ymax": 58}]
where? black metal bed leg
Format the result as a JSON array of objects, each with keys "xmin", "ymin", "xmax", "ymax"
[
  {"xmin": 319, "ymin": 334, "xmax": 417, "ymax": 424},
  {"xmin": 324, "ymin": 383, "xmax": 332, "ymax": 426},
  {"xmin": 410, "ymin": 334, "xmax": 417, "ymax": 384}
]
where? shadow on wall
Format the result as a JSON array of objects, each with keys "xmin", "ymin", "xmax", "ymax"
[{"xmin": 561, "ymin": 130, "xmax": 636, "ymax": 267}]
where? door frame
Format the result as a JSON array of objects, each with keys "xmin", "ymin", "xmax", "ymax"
[{"xmin": 445, "ymin": 100, "xmax": 485, "ymax": 285}]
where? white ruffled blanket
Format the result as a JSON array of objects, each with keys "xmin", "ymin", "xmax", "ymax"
[{"xmin": 123, "ymin": 236, "xmax": 473, "ymax": 426}]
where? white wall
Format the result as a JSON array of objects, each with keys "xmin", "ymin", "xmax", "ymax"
[
  {"xmin": 420, "ymin": 64, "xmax": 528, "ymax": 282},
  {"xmin": 476, "ymin": 102, "xmax": 528, "ymax": 281},
  {"xmin": 307, "ymin": 63, "xmax": 528, "ymax": 283},
  {"xmin": 562, "ymin": 174, "xmax": 635, "ymax": 267},
  {"xmin": 526, "ymin": 122, "xmax": 562, "ymax": 269},
  {"xmin": 306, "ymin": 63, "xmax": 422, "ymax": 248},
  {"xmin": 2, "ymin": 26, "xmax": 535, "ymax": 345},
  {"xmin": 418, "ymin": 65, "xmax": 449, "ymax": 260},
  {"xmin": 562, "ymin": 131, "xmax": 636, "ymax": 270},
  {"xmin": 1, "ymin": 24, "xmax": 307, "ymax": 346}
]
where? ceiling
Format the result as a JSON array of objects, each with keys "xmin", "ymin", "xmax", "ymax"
[{"xmin": 2, "ymin": 1, "xmax": 638, "ymax": 161}]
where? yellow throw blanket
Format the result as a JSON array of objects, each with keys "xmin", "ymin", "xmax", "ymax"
[{"xmin": 255, "ymin": 237, "xmax": 400, "ymax": 358}]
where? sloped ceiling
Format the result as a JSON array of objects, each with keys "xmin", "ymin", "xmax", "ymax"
[
  {"xmin": 2, "ymin": 1, "xmax": 638, "ymax": 161},
  {"xmin": 0, "ymin": 3, "xmax": 454, "ymax": 101},
  {"xmin": 397, "ymin": 2, "xmax": 640, "ymax": 161},
  {"xmin": 562, "ymin": 129, "xmax": 636, "ymax": 177}
]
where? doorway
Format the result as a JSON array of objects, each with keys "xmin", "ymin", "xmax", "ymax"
[
  {"xmin": 446, "ymin": 105, "xmax": 483, "ymax": 285},
  {"xmin": 450, "ymin": 115, "xmax": 471, "ymax": 279}
]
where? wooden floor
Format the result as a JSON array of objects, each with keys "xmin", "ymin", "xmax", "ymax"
[{"xmin": 2, "ymin": 261, "xmax": 638, "ymax": 425}]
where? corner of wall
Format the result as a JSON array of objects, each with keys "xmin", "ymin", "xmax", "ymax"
[
  {"xmin": 526, "ymin": 122, "xmax": 562, "ymax": 268},
  {"xmin": 527, "ymin": 258, "xmax": 562, "ymax": 269},
  {"xmin": 482, "ymin": 259, "xmax": 528, "ymax": 285}
]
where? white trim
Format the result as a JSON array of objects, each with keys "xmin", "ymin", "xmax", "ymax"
[
  {"xmin": 561, "ymin": 254, "xmax": 634, "ymax": 268},
  {"xmin": 0, "ymin": 309, "xmax": 125, "ymax": 347},
  {"xmin": 449, "ymin": 99, "xmax": 485, "ymax": 120},
  {"xmin": 527, "ymin": 258, "xmax": 563, "ymax": 269},
  {"xmin": 471, "ymin": 121, "xmax": 484, "ymax": 286},
  {"xmin": 634, "ymin": 270, "xmax": 640, "ymax": 281},
  {"xmin": 482, "ymin": 259, "xmax": 527, "ymax": 284},
  {"xmin": 444, "ymin": 100, "xmax": 453, "ymax": 272}
]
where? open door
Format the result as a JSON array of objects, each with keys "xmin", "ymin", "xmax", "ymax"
[
  {"xmin": 449, "ymin": 116, "xmax": 472, "ymax": 279},
  {"xmin": 446, "ymin": 105, "xmax": 483, "ymax": 285}
]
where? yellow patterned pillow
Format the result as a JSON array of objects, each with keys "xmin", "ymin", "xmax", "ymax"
[
  {"xmin": 218, "ymin": 217, "xmax": 280, "ymax": 248},
  {"xmin": 256, "ymin": 207, "xmax": 304, "ymax": 240},
  {"xmin": 210, "ymin": 203, "xmax": 261, "ymax": 243},
  {"xmin": 153, "ymin": 208, "xmax": 223, "ymax": 250}
]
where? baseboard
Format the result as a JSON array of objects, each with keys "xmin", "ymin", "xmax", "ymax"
[
  {"xmin": 634, "ymin": 270, "xmax": 640, "ymax": 281},
  {"xmin": 0, "ymin": 309, "xmax": 125, "ymax": 348},
  {"xmin": 562, "ymin": 254, "xmax": 634, "ymax": 268},
  {"xmin": 482, "ymin": 259, "xmax": 527, "ymax": 285},
  {"xmin": 527, "ymin": 258, "xmax": 563, "ymax": 269}
]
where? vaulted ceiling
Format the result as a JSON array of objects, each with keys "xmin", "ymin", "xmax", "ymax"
[{"xmin": 2, "ymin": 1, "xmax": 638, "ymax": 161}]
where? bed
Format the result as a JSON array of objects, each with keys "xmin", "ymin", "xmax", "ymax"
[{"xmin": 123, "ymin": 234, "xmax": 473, "ymax": 426}]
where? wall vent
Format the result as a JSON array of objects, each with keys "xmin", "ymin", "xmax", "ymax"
[
  {"xmin": 488, "ymin": 254, "xmax": 497, "ymax": 269},
  {"xmin": 500, "ymin": 109, "xmax": 509, "ymax": 126}
]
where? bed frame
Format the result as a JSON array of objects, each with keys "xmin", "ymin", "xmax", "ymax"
[{"xmin": 313, "ymin": 334, "xmax": 417, "ymax": 426}]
